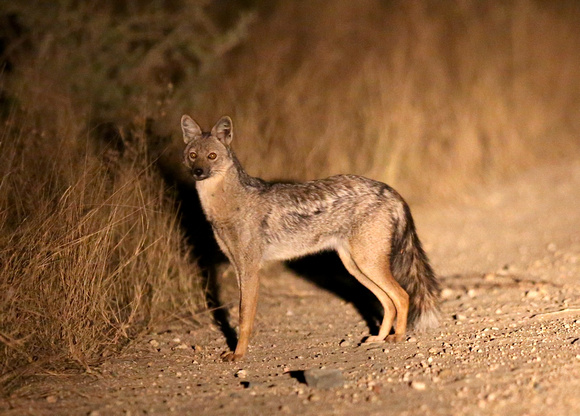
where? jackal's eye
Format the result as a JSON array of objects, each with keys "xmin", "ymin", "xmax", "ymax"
[
  {"xmin": 188, "ymin": 151, "xmax": 197, "ymax": 160},
  {"xmin": 208, "ymin": 152, "xmax": 217, "ymax": 160}
]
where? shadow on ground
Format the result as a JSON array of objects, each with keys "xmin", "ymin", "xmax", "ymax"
[{"xmin": 287, "ymin": 253, "xmax": 383, "ymax": 336}]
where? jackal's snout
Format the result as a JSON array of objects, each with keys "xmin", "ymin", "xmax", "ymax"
[{"xmin": 192, "ymin": 167, "xmax": 209, "ymax": 181}]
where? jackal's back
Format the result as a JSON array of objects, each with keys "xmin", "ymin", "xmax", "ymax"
[{"xmin": 256, "ymin": 174, "xmax": 406, "ymax": 260}]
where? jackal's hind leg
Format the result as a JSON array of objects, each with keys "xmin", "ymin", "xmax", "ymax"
[{"xmin": 336, "ymin": 247, "xmax": 397, "ymax": 343}]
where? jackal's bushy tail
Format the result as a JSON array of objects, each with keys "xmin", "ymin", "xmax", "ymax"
[{"xmin": 390, "ymin": 204, "xmax": 440, "ymax": 331}]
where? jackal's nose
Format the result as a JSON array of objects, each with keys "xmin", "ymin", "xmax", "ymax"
[{"xmin": 192, "ymin": 168, "xmax": 209, "ymax": 180}]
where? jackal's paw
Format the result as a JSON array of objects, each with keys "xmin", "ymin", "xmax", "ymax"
[
  {"xmin": 363, "ymin": 335, "xmax": 385, "ymax": 344},
  {"xmin": 220, "ymin": 351, "xmax": 243, "ymax": 362},
  {"xmin": 385, "ymin": 334, "xmax": 405, "ymax": 343}
]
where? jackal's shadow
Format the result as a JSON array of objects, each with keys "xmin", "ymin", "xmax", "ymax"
[{"xmin": 287, "ymin": 253, "xmax": 383, "ymax": 337}]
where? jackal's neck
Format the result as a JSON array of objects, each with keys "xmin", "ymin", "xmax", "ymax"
[
  {"xmin": 195, "ymin": 148, "xmax": 264, "ymax": 222},
  {"xmin": 230, "ymin": 149, "xmax": 267, "ymax": 190}
]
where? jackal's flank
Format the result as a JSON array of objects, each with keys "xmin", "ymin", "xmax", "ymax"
[{"xmin": 181, "ymin": 115, "xmax": 440, "ymax": 361}]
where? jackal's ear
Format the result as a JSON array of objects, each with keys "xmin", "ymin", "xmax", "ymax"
[
  {"xmin": 211, "ymin": 116, "xmax": 233, "ymax": 146},
  {"xmin": 181, "ymin": 115, "xmax": 202, "ymax": 144}
]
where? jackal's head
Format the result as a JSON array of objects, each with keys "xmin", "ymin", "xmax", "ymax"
[{"xmin": 181, "ymin": 115, "xmax": 234, "ymax": 181}]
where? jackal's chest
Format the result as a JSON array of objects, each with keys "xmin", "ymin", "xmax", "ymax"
[{"xmin": 195, "ymin": 181, "xmax": 248, "ymax": 226}]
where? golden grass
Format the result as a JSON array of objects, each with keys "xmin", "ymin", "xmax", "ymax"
[
  {"xmin": 0, "ymin": 103, "xmax": 202, "ymax": 389},
  {"xmin": 197, "ymin": 0, "xmax": 580, "ymax": 201}
]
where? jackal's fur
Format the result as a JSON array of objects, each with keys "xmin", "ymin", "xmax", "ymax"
[{"xmin": 181, "ymin": 115, "xmax": 440, "ymax": 361}]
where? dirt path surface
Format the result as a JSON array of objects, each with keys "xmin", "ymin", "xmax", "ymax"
[{"xmin": 3, "ymin": 161, "xmax": 580, "ymax": 416}]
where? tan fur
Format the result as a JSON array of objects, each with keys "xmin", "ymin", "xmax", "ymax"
[{"xmin": 181, "ymin": 115, "xmax": 440, "ymax": 361}]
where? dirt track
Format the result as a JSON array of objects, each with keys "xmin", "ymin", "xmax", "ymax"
[{"xmin": 3, "ymin": 161, "xmax": 580, "ymax": 416}]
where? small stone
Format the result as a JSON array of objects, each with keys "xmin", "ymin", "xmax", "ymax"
[
  {"xmin": 235, "ymin": 369, "xmax": 248, "ymax": 379},
  {"xmin": 149, "ymin": 339, "xmax": 160, "ymax": 348},
  {"xmin": 240, "ymin": 381, "xmax": 262, "ymax": 389},
  {"xmin": 46, "ymin": 395, "xmax": 57, "ymax": 403},
  {"xmin": 339, "ymin": 339, "xmax": 352, "ymax": 347},
  {"xmin": 308, "ymin": 393, "xmax": 321, "ymax": 402},
  {"xmin": 88, "ymin": 411, "xmax": 101, "ymax": 416},
  {"xmin": 440, "ymin": 288, "xmax": 455, "ymax": 300},
  {"xmin": 303, "ymin": 368, "xmax": 345, "ymax": 389},
  {"xmin": 175, "ymin": 343, "xmax": 189, "ymax": 350},
  {"xmin": 410, "ymin": 381, "xmax": 426, "ymax": 390},
  {"xmin": 525, "ymin": 290, "xmax": 540, "ymax": 298},
  {"xmin": 172, "ymin": 337, "xmax": 181, "ymax": 343},
  {"xmin": 176, "ymin": 372, "xmax": 183, "ymax": 378},
  {"xmin": 453, "ymin": 314, "xmax": 467, "ymax": 321}
]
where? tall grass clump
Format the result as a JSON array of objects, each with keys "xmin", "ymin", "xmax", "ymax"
[
  {"xmin": 199, "ymin": 0, "xmax": 580, "ymax": 201},
  {"xmin": 0, "ymin": 104, "xmax": 202, "ymax": 389}
]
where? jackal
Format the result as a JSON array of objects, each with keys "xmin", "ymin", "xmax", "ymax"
[{"xmin": 181, "ymin": 115, "xmax": 440, "ymax": 361}]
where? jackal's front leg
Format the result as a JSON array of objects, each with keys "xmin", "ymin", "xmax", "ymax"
[{"xmin": 221, "ymin": 267, "xmax": 260, "ymax": 362}]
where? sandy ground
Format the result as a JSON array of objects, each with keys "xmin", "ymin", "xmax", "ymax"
[{"xmin": 2, "ymin": 161, "xmax": 580, "ymax": 416}]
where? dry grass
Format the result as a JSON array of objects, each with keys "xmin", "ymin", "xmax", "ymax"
[
  {"xmin": 198, "ymin": 0, "xmax": 580, "ymax": 201},
  {"xmin": 0, "ymin": 103, "xmax": 202, "ymax": 388}
]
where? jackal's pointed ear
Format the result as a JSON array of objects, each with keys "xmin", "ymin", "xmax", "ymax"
[
  {"xmin": 211, "ymin": 116, "xmax": 233, "ymax": 146},
  {"xmin": 181, "ymin": 115, "xmax": 202, "ymax": 144}
]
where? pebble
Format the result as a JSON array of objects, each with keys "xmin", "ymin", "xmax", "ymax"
[
  {"xmin": 525, "ymin": 290, "xmax": 540, "ymax": 298},
  {"xmin": 453, "ymin": 314, "xmax": 467, "ymax": 321},
  {"xmin": 339, "ymin": 339, "xmax": 352, "ymax": 347},
  {"xmin": 175, "ymin": 343, "xmax": 190, "ymax": 350},
  {"xmin": 149, "ymin": 339, "xmax": 160, "ymax": 348},
  {"xmin": 235, "ymin": 369, "xmax": 248, "ymax": 379},
  {"xmin": 303, "ymin": 368, "xmax": 345, "ymax": 389},
  {"xmin": 440, "ymin": 288, "xmax": 455, "ymax": 300},
  {"xmin": 241, "ymin": 381, "xmax": 262, "ymax": 389},
  {"xmin": 46, "ymin": 395, "xmax": 57, "ymax": 403},
  {"xmin": 410, "ymin": 381, "xmax": 426, "ymax": 391}
]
